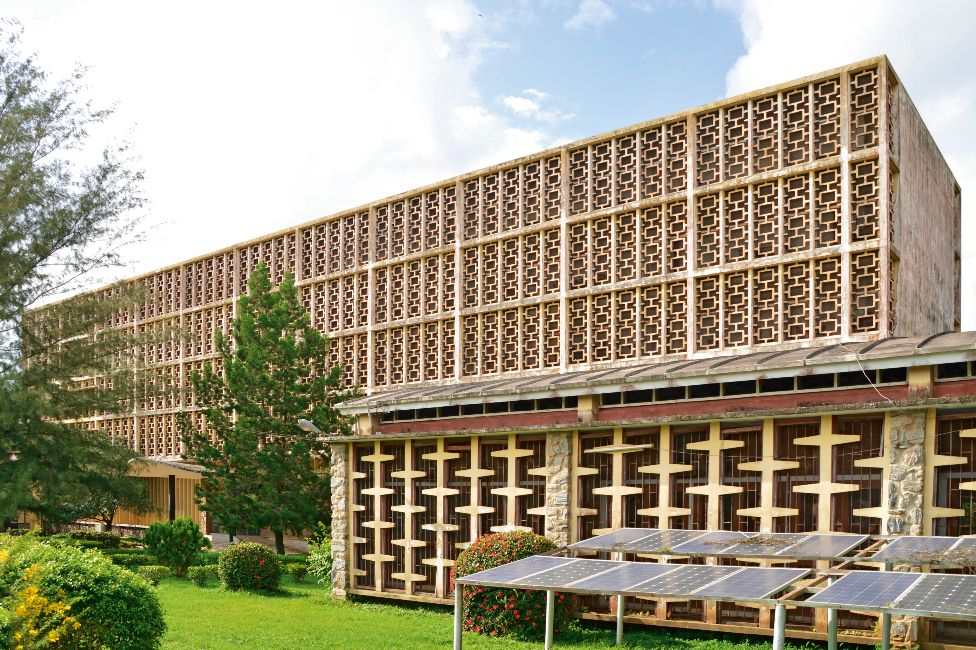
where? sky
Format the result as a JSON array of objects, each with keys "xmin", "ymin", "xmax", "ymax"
[{"xmin": 4, "ymin": 0, "xmax": 974, "ymax": 328}]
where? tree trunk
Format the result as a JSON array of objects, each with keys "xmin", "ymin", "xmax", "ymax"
[{"xmin": 274, "ymin": 529, "xmax": 285, "ymax": 555}]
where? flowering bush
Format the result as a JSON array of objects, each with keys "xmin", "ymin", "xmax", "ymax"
[
  {"xmin": 0, "ymin": 534, "xmax": 165, "ymax": 649},
  {"xmin": 218, "ymin": 542, "xmax": 281, "ymax": 591},
  {"xmin": 451, "ymin": 531, "xmax": 573, "ymax": 640},
  {"xmin": 2, "ymin": 564, "xmax": 81, "ymax": 649}
]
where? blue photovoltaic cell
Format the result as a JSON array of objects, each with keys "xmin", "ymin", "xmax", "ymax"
[
  {"xmin": 953, "ymin": 537, "xmax": 976, "ymax": 550},
  {"xmin": 510, "ymin": 559, "xmax": 621, "ymax": 589},
  {"xmin": 620, "ymin": 529, "xmax": 708, "ymax": 553},
  {"xmin": 692, "ymin": 567, "xmax": 810, "ymax": 600},
  {"xmin": 870, "ymin": 536, "xmax": 957, "ymax": 563},
  {"xmin": 806, "ymin": 571, "xmax": 922, "ymax": 609},
  {"xmin": 669, "ymin": 531, "xmax": 751, "ymax": 555},
  {"xmin": 627, "ymin": 565, "xmax": 740, "ymax": 598},
  {"xmin": 777, "ymin": 534, "xmax": 867, "ymax": 558},
  {"xmin": 568, "ymin": 562, "xmax": 680, "ymax": 593},
  {"xmin": 570, "ymin": 528, "xmax": 659, "ymax": 551},
  {"xmin": 456, "ymin": 556, "xmax": 571, "ymax": 586},
  {"xmin": 895, "ymin": 574, "xmax": 976, "ymax": 618}
]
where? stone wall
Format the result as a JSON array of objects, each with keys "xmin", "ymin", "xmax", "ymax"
[
  {"xmin": 544, "ymin": 431, "xmax": 572, "ymax": 546},
  {"xmin": 329, "ymin": 443, "xmax": 350, "ymax": 598},
  {"xmin": 886, "ymin": 409, "xmax": 927, "ymax": 644},
  {"xmin": 887, "ymin": 409, "xmax": 926, "ymax": 536}
]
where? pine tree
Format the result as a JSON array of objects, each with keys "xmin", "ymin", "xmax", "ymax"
[{"xmin": 182, "ymin": 263, "xmax": 354, "ymax": 554}]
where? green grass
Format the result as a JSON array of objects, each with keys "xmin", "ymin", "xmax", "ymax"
[{"xmin": 158, "ymin": 577, "xmax": 825, "ymax": 650}]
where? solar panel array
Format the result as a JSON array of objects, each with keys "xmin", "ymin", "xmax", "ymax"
[
  {"xmin": 805, "ymin": 571, "xmax": 976, "ymax": 621},
  {"xmin": 569, "ymin": 528, "xmax": 868, "ymax": 560},
  {"xmin": 458, "ymin": 557, "xmax": 810, "ymax": 602}
]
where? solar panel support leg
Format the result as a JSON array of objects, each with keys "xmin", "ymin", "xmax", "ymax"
[
  {"xmin": 616, "ymin": 593, "xmax": 624, "ymax": 645},
  {"xmin": 453, "ymin": 585, "xmax": 463, "ymax": 650},
  {"xmin": 545, "ymin": 590, "xmax": 555, "ymax": 650},
  {"xmin": 881, "ymin": 612, "xmax": 892, "ymax": 650},
  {"xmin": 615, "ymin": 551, "xmax": 624, "ymax": 646},
  {"xmin": 827, "ymin": 578, "xmax": 837, "ymax": 650},
  {"xmin": 772, "ymin": 603, "xmax": 786, "ymax": 650}
]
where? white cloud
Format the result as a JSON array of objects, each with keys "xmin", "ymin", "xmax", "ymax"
[
  {"xmin": 3, "ymin": 1, "xmax": 567, "ymax": 284},
  {"xmin": 500, "ymin": 88, "xmax": 574, "ymax": 123},
  {"xmin": 719, "ymin": 0, "xmax": 976, "ymax": 330},
  {"xmin": 564, "ymin": 0, "xmax": 617, "ymax": 30}
]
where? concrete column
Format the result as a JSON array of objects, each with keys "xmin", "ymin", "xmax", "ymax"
[
  {"xmin": 544, "ymin": 431, "xmax": 573, "ymax": 546},
  {"xmin": 330, "ymin": 442, "xmax": 350, "ymax": 598}
]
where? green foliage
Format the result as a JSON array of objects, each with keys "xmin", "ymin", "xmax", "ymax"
[
  {"xmin": 452, "ymin": 532, "xmax": 573, "ymax": 640},
  {"xmin": 286, "ymin": 564, "xmax": 308, "ymax": 583},
  {"xmin": 187, "ymin": 565, "xmax": 217, "ymax": 588},
  {"xmin": 218, "ymin": 542, "xmax": 282, "ymax": 592},
  {"xmin": 195, "ymin": 551, "xmax": 221, "ymax": 566},
  {"xmin": 0, "ymin": 22, "xmax": 147, "ymax": 525},
  {"xmin": 108, "ymin": 552, "xmax": 152, "ymax": 569},
  {"xmin": 137, "ymin": 565, "xmax": 170, "ymax": 587},
  {"xmin": 63, "ymin": 530, "xmax": 122, "ymax": 548},
  {"xmin": 307, "ymin": 536, "xmax": 333, "ymax": 585},
  {"xmin": 0, "ymin": 534, "xmax": 165, "ymax": 649},
  {"xmin": 276, "ymin": 554, "xmax": 307, "ymax": 566},
  {"xmin": 181, "ymin": 263, "xmax": 355, "ymax": 554},
  {"xmin": 142, "ymin": 518, "xmax": 210, "ymax": 578}
]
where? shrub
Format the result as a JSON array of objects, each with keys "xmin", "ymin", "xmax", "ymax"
[
  {"xmin": 307, "ymin": 537, "xmax": 332, "ymax": 585},
  {"xmin": 109, "ymin": 552, "xmax": 152, "ymax": 569},
  {"xmin": 287, "ymin": 564, "xmax": 308, "ymax": 583},
  {"xmin": 0, "ymin": 534, "xmax": 166, "ymax": 649},
  {"xmin": 142, "ymin": 518, "xmax": 210, "ymax": 578},
  {"xmin": 218, "ymin": 542, "xmax": 281, "ymax": 591},
  {"xmin": 67, "ymin": 531, "xmax": 122, "ymax": 549},
  {"xmin": 187, "ymin": 565, "xmax": 217, "ymax": 587},
  {"xmin": 2, "ymin": 564, "xmax": 82, "ymax": 649},
  {"xmin": 137, "ymin": 566, "xmax": 170, "ymax": 586},
  {"xmin": 451, "ymin": 531, "xmax": 573, "ymax": 640},
  {"xmin": 276, "ymin": 554, "xmax": 307, "ymax": 566},
  {"xmin": 195, "ymin": 551, "xmax": 220, "ymax": 566}
]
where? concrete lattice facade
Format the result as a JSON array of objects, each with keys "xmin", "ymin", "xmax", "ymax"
[{"xmin": 74, "ymin": 56, "xmax": 960, "ymax": 461}]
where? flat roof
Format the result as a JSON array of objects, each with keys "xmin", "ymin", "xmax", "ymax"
[{"xmin": 338, "ymin": 331, "xmax": 976, "ymax": 415}]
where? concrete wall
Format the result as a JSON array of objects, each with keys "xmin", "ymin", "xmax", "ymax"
[{"xmin": 891, "ymin": 80, "xmax": 962, "ymax": 335}]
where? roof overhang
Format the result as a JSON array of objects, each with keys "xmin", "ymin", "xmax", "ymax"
[
  {"xmin": 337, "ymin": 332, "xmax": 976, "ymax": 416},
  {"xmin": 128, "ymin": 457, "xmax": 204, "ymax": 480}
]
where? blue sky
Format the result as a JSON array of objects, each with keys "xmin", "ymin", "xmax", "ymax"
[{"xmin": 3, "ymin": 0, "xmax": 974, "ymax": 328}]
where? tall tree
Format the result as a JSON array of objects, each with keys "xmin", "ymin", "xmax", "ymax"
[
  {"xmin": 0, "ymin": 21, "xmax": 148, "ymax": 521},
  {"xmin": 182, "ymin": 263, "xmax": 354, "ymax": 554}
]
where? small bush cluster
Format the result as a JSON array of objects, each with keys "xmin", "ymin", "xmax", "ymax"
[
  {"xmin": 218, "ymin": 542, "xmax": 282, "ymax": 591},
  {"xmin": 0, "ymin": 534, "xmax": 166, "ymax": 649},
  {"xmin": 452, "ymin": 531, "xmax": 573, "ymax": 640},
  {"xmin": 143, "ymin": 518, "xmax": 210, "ymax": 578},
  {"xmin": 307, "ymin": 536, "xmax": 332, "ymax": 585},
  {"xmin": 137, "ymin": 566, "xmax": 171, "ymax": 586},
  {"xmin": 195, "ymin": 551, "xmax": 220, "ymax": 566},
  {"xmin": 187, "ymin": 565, "xmax": 218, "ymax": 587},
  {"xmin": 287, "ymin": 564, "xmax": 308, "ymax": 583},
  {"xmin": 2, "ymin": 564, "xmax": 81, "ymax": 649}
]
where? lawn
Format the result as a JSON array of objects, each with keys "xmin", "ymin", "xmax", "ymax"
[{"xmin": 158, "ymin": 577, "xmax": 826, "ymax": 650}]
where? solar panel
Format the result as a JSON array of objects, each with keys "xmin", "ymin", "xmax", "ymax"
[
  {"xmin": 894, "ymin": 574, "xmax": 976, "ymax": 618},
  {"xmin": 456, "ymin": 556, "xmax": 571, "ymax": 586},
  {"xmin": 953, "ymin": 537, "xmax": 976, "ymax": 550},
  {"xmin": 724, "ymin": 534, "xmax": 811, "ymax": 557},
  {"xmin": 568, "ymin": 562, "xmax": 679, "ymax": 593},
  {"xmin": 692, "ymin": 567, "xmax": 810, "ymax": 600},
  {"xmin": 870, "ymin": 536, "xmax": 958, "ymax": 563},
  {"xmin": 777, "ymin": 533, "xmax": 867, "ymax": 559},
  {"xmin": 627, "ymin": 565, "xmax": 740, "ymax": 598},
  {"xmin": 621, "ymin": 529, "xmax": 708, "ymax": 553},
  {"xmin": 806, "ymin": 571, "xmax": 922, "ymax": 609},
  {"xmin": 570, "ymin": 528, "xmax": 659, "ymax": 551},
  {"xmin": 510, "ymin": 559, "xmax": 621, "ymax": 589},
  {"xmin": 669, "ymin": 531, "xmax": 751, "ymax": 555}
]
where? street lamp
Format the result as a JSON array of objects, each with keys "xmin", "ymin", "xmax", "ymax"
[{"xmin": 297, "ymin": 419, "xmax": 322, "ymax": 435}]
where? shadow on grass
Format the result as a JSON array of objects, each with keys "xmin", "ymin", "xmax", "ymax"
[{"xmin": 162, "ymin": 578, "xmax": 306, "ymax": 599}]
